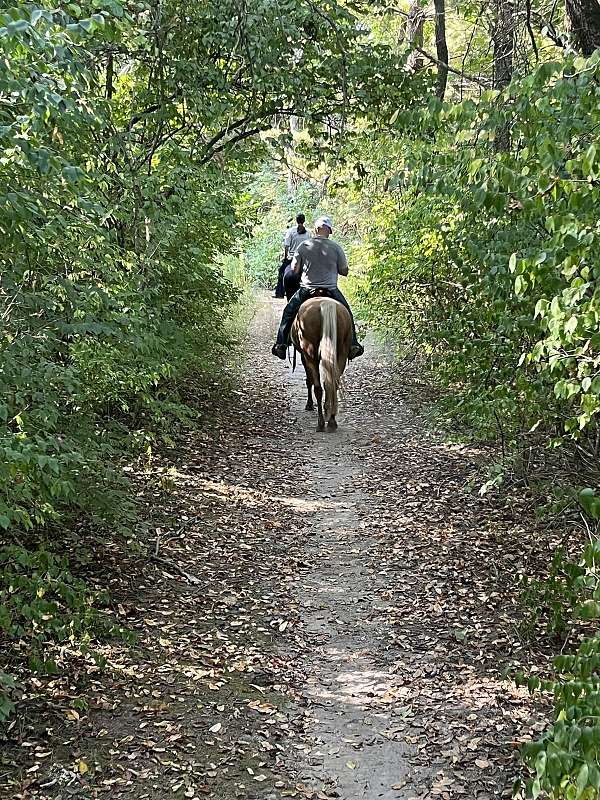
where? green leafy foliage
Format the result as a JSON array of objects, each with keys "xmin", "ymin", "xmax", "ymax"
[
  {"xmin": 0, "ymin": 4, "xmax": 244, "ymax": 534},
  {"xmin": 0, "ymin": 1, "xmax": 247, "ymax": 716},
  {"xmin": 0, "ymin": 671, "xmax": 16, "ymax": 722},
  {"xmin": 519, "ymin": 548, "xmax": 587, "ymax": 640},
  {"xmin": 0, "ymin": 546, "xmax": 108, "ymax": 654},
  {"xmin": 0, "ymin": 545, "xmax": 119, "ymax": 720},
  {"xmin": 517, "ymin": 628, "xmax": 600, "ymax": 799},
  {"xmin": 352, "ymin": 54, "xmax": 600, "ymax": 451}
]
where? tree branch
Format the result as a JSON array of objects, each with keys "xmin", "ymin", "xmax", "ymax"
[
  {"xmin": 414, "ymin": 46, "xmax": 489, "ymax": 87},
  {"xmin": 198, "ymin": 125, "xmax": 264, "ymax": 164}
]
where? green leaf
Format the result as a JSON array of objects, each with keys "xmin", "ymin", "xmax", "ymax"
[
  {"xmin": 514, "ymin": 274, "xmax": 527, "ymax": 296},
  {"xmin": 62, "ymin": 165, "xmax": 84, "ymax": 184},
  {"xmin": 6, "ymin": 19, "xmax": 29, "ymax": 35},
  {"xmin": 583, "ymin": 144, "xmax": 597, "ymax": 176},
  {"xmin": 576, "ymin": 762, "xmax": 589, "ymax": 798},
  {"xmin": 564, "ymin": 316, "xmax": 578, "ymax": 335},
  {"xmin": 575, "ymin": 600, "xmax": 600, "ymax": 620}
]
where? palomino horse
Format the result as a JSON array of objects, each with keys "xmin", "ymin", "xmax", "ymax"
[{"xmin": 291, "ymin": 297, "xmax": 352, "ymax": 432}]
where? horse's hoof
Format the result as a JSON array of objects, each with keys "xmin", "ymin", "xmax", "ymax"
[
  {"xmin": 305, "ymin": 403, "xmax": 314, "ymax": 412},
  {"xmin": 327, "ymin": 420, "xmax": 338, "ymax": 432},
  {"xmin": 316, "ymin": 424, "xmax": 325, "ymax": 433}
]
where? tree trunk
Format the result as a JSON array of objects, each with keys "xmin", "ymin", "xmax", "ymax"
[
  {"xmin": 406, "ymin": 2, "xmax": 426, "ymax": 72},
  {"xmin": 106, "ymin": 53, "xmax": 114, "ymax": 99},
  {"xmin": 565, "ymin": 0, "xmax": 600, "ymax": 54},
  {"xmin": 493, "ymin": 0, "xmax": 515, "ymax": 151},
  {"xmin": 287, "ymin": 115, "xmax": 298, "ymax": 195},
  {"xmin": 433, "ymin": 0, "xmax": 449, "ymax": 99},
  {"xmin": 493, "ymin": 0, "xmax": 515, "ymax": 91}
]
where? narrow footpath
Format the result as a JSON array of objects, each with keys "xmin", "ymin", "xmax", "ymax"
[{"xmin": 3, "ymin": 296, "xmax": 550, "ymax": 800}]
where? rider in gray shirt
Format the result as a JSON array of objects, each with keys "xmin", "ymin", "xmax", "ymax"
[
  {"xmin": 271, "ymin": 216, "xmax": 364, "ymax": 360},
  {"xmin": 284, "ymin": 222, "xmax": 311, "ymax": 260},
  {"xmin": 295, "ymin": 236, "xmax": 347, "ymax": 289}
]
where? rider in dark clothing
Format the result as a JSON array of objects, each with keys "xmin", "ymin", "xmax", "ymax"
[
  {"xmin": 273, "ymin": 213, "xmax": 310, "ymax": 298},
  {"xmin": 271, "ymin": 216, "xmax": 364, "ymax": 360}
]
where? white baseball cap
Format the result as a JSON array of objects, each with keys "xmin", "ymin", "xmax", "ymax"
[{"xmin": 314, "ymin": 215, "xmax": 333, "ymax": 232}]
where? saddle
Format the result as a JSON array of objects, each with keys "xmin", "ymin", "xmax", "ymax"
[{"xmin": 309, "ymin": 288, "xmax": 333, "ymax": 298}]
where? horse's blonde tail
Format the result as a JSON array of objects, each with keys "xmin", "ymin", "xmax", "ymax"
[{"xmin": 319, "ymin": 300, "xmax": 340, "ymax": 417}]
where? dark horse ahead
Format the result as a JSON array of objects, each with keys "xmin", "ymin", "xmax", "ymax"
[
  {"xmin": 283, "ymin": 267, "xmax": 300, "ymax": 302},
  {"xmin": 291, "ymin": 297, "xmax": 352, "ymax": 432}
]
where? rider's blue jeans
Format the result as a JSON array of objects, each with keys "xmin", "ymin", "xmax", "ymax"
[{"xmin": 276, "ymin": 286, "xmax": 359, "ymax": 347}]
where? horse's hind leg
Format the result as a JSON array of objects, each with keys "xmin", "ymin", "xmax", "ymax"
[
  {"xmin": 300, "ymin": 353, "xmax": 314, "ymax": 411},
  {"xmin": 305, "ymin": 358, "xmax": 324, "ymax": 431},
  {"xmin": 327, "ymin": 349, "xmax": 346, "ymax": 431},
  {"xmin": 302, "ymin": 356, "xmax": 323, "ymax": 430},
  {"xmin": 325, "ymin": 387, "xmax": 337, "ymax": 431},
  {"xmin": 315, "ymin": 384, "xmax": 325, "ymax": 432},
  {"xmin": 306, "ymin": 379, "xmax": 314, "ymax": 411}
]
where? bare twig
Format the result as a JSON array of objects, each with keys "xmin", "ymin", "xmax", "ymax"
[
  {"xmin": 525, "ymin": 0, "xmax": 539, "ymax": 62},
  {"xmin": 414, "ymin": 46, "xmax": 489, "ymax": 87},
  {"xmin": 148, "ymin": 555, "xmax": 202, "ymax": 585}
]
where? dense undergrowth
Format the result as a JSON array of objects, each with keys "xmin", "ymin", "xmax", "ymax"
[{"xmin": 0, "ymin": 3, "xmax": 243, "ymax": 718}]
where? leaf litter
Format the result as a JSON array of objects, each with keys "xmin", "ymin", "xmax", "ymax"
[{"xmin": 0, "ymin": 297, "xmax": 559, "ymax": 799}]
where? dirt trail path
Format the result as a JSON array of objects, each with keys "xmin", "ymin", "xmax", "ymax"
[
  {"xmin": 247, "ymin": 296, "xmax": 543, "ymax": 799},
  {"xmin": 3, "ymin": 295, "xmax": 547, "ymax": 800}
]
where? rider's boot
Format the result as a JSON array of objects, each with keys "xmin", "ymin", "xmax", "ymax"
[
  {"xmin": 349, "ymin": 342, "xmax": 364, "ymax": 360},
  {"xmin": 271, "ymin": 343, "xmax": 287, "ymax": 359}
]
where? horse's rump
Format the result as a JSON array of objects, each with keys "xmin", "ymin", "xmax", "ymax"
[
  {"xmin": 283, "ymin": 267, "xmax": 300, "ymax": 301},
  {"xmin": 292, "ymin": 297, "xmax": 351, "ymax": 355}
]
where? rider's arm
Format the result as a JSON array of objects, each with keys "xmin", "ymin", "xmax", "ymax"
[{"xmin": 337, "ymin": 245, "xmax": 349, "ymax": 277}]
